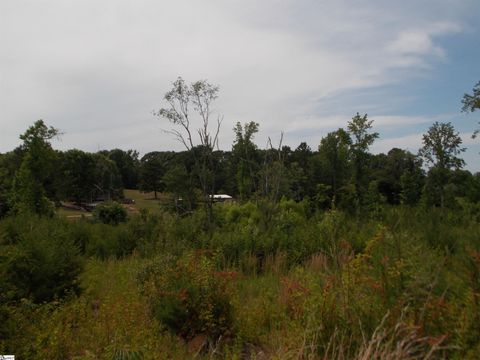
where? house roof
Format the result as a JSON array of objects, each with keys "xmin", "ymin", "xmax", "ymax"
[{"xmin": 210, "ymin": 194, "xmax": 233, "ymax": 199}]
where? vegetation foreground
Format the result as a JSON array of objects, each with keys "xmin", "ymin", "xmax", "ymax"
[{"xmin": 1, "ymin": 201, "xmax": 480, "ymax": 359}]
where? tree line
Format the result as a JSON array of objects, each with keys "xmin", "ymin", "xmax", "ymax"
[{"xmin": 0, "ymin": 79, "xmax": 479, "ymax": 218}]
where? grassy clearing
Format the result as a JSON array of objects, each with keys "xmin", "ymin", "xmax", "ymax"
[
  {"xmin": 124, "ymin": 189, "xmax": 163, "ymax": 214},
  {"xmin": 55, "ymin": 190, "xmax": 162, "ymax": 218},
  {"xmin": 57, "ymin": 207, "xmax": 91, "ymax": 218}
]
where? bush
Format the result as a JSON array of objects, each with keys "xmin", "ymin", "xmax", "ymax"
[
  {"xmin": 67, "ymin": 212, "xmax": 163, "ymax": 260},
  {"xmin": 0, "ymin": 215, "xmax": 83, "ymax": 303},
  {"xmin": 138, "ymin": 252, "xmax": 235, "ymax": 341},
  {"xmin": 93, "ymin": 201, "xmax": 127, "ymax": 225}
]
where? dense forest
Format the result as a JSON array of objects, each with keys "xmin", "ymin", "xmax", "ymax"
[{"xmin": 1, "ymin": 79, "xmax": 480, "ymax": 359}]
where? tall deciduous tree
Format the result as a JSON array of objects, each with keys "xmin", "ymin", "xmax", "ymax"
[
  {"xmin": 370, "ymin": 148, "xmax": 424, "ymax": 205},
  {"xmin": 0, "ymin": 149, "xmax": 24, "ymax": 217},
  {"xmin": 289, "ymin": 142, "xmax": 313, "ymax": 201},
  {"xmin": 58, "ymin": 149, "xmax": 97, "ymax": 205},
  {"xmin": 232, "ymin": 121, "xmax": 259, "ymax": 200},
  {"xmin": 92, "ymin": 153, "xmax": 123, "ymax": 201},
  {"xmin": 347, "ymin": 113, "xmax": 379, "ymax": 209},
  {"xmin": 104, "ymin": 149, "xmax": 140, "ymax": 189},
  {"xmin": 156, "ymin": 77, "xmax": 222, "ymax": 226},
  {"xmin": 419, "ymin": 121, "xmax": 465, "ymax": 208},
  {"xmin": 419, "ymin": 122, "xmax": 465, "ymax": 171},
  {"xmin": 163, "ymin": 163, "xmax": 197, "ymax": 213},
  {"xmin": 139, "ymin": 152, "xmax": 173, "ymax": 199},
  {"xmin": 11, "ymin": 120, "xmax": 59, "ymax": 215},
  {"xmin": 317, "ymin": 128, "xmax": 351, "ymax": 206}
]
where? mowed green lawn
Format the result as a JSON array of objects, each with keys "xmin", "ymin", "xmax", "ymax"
[
  {"xmin": 57, "ymin": 207, "xmax": 92, "ymax": 218},
  {"xmin": 57, "ymin": 190, "xmax": 162, "ymax": 218},
  {"xmin": 123, "ymin": 189, "xmax": 163, "ymax": 214}
]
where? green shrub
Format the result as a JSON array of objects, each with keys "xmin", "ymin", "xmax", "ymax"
[
  {"xmin": 93, "ymin": 201, "xmax": 127, "ymax": 225},
  {"xmin": 66, "ymin": 213, "xmax": 161, "ymax": 260},
  {"xmin": 138, "ymin": 252, "xmax": 235, "ymax": 341},
  {"xmin": 0, "ymin": 215, "xmax": 83, "ymax": 303},
  {"xmin": 83, "ymin": 223, "xmax": 127, "ymax": 259}
]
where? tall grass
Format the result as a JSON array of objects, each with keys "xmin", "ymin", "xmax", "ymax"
[{"xmin": 1, "ymin": 200, "xmax": 480, "ymax": 358}]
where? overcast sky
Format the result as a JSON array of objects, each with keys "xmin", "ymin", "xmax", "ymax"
[{"xmin": 1, "ymin": 0, "xmax": 479, "ymax": 170}]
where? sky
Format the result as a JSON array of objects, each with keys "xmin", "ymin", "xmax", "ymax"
[{"xmin": 1, "ymin": 0, "xmax": 479, "ymax": 171}]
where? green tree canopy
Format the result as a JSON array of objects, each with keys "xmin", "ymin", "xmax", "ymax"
[
  {"xmin": 11, "ymin": 120, "xmax": 60, "ymax": 216},
  {"xmin": 461, "ymin": 80, "xmax": 480, "ymax": 138},
  {"xmin": 57, "ymin": 149, "xmax": 97, "ymax": 205},
  {"xmin": 139, "ymin": 152, "xmax": 173, "ymax": 199},
  {"xmin": 317, "ymin": 128, "xmax": 352, "ymax": 206},
  {"xmin": 232, "ymin": 121, "xmax": 259, "ymax": 200},
  {"xmin": 103, "ymin": 149, "xmax": 140, "ymax": 189},
  {"xmin": 419, "ymin": 121, "xmax": 465, "ymax": 208},
  {"xmin": 418, "ymin": 122, "xmax": 465, "ymax": 171},
  {"xmin": 347, "ymin": 113, "xmax": 379, "ymax": 209}
]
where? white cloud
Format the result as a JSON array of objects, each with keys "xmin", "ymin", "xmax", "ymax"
[
  {"xmin": 387, "ymin": 22, "xmax": 461, "ymax": 57},
  {"xmin": 385, "ymin": 22, "xmax": 462, "ymax": 69}
]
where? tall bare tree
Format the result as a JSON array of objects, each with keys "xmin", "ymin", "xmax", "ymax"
[
  {"xmin": 156, "ymin": 77, "xmax": 222, "ymax": 226},
  {"xmin": 261, "ymin": 132, "xmax": 285, "ymax": 203}
]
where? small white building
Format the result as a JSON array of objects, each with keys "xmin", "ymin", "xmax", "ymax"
[{"xmin": 210, "ymin": 194, "xmax": 234, "ymax": 203}]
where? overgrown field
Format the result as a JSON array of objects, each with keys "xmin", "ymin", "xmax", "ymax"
[{"xmin": 1, "ymin": 200, "xmax": 480, "ymax": 359}]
